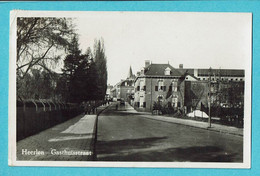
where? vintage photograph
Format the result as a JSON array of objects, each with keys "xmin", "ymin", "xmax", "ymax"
[{"xmin": 9, "ymin": 11, "xmax": 251, "ymax": 168}]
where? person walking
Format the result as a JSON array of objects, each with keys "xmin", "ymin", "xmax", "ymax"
[
  {"xmin": 115, "ymin": 103, "xmax": 118, "ymax": 110},
  {"xmin": 87, "ymin": 103, "xmax": 91, "ymax": 115}
]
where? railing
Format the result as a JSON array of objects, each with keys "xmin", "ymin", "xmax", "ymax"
[{"xmin": 16, "ymin": 99, "xmax": 83, "ymax": 141}]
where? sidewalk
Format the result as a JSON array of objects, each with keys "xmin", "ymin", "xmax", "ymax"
[
  {"xmin": 16, "ymin": 104, "xmax": 109, "ymax": 161},
  {"xmin": 125, "ymin": 103, "xmax": 243, "ymax": 137}
]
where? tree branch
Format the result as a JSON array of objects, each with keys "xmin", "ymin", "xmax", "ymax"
[{"xmin": 18, "ymin": 43, "xmax": 54, "ymax": 78}]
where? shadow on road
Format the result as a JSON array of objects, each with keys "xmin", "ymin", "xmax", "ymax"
[
  {"xmin": 97, "ymin": 137, "xmax": 167, "ymax": 153},
  {"xmin": 97, "ymin": 137, "xmax": 239, "ymax": 162}
]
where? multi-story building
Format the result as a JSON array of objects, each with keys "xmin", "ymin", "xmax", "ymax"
[
  {"xmin": 176, "ymin": 64, "xmax": 244, "ymax": 82},
  {"xmin": 134, "ymin": 61, "xmax": 185, "ymax": 111},
  {"xmin": 111, "ymin": 66, "xmax": 135, "ymax": 103},
  {"xmin": 134, "ymin": 61, "xmax": 245, "ymax": 113}
]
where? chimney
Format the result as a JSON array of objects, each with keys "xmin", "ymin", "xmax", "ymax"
[
  {"xmin": 145, "ymin": 60, "xmax": 151, "ymax": 68},
  {"xmin": 179, "ymin": 64, "xmax": 183, "ymax": 69}
]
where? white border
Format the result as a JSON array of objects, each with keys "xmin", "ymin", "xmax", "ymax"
[{"xmin": 8, "ymin": 10, "xmax": 252, "ymax": 168}]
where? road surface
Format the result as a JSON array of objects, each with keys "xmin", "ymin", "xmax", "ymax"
[{"xmin": 96, "ymin": 102, "xmax": 243, "ymax": 162}]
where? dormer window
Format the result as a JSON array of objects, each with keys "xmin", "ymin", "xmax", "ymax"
[{"xmin": 164, "ymin": 67, "xmax": 171, "ymax": 75}]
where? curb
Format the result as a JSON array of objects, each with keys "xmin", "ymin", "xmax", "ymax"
[
  {"xmin": 91, "ymin": 104, "xmax": 111, "ymax": 160},
  {"xmin": 140, "ymin": 115, "xmax": 243, "ymax": 137}
]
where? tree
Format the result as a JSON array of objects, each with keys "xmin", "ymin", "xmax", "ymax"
[
  {"xmin": 93, "ymin": 39, "xmax": 108, "ymax": 100},
  {"xmin": 61, "ymin": 37, "xmax": 99, "ymax": 103},
  {"xmin": 17, "ymin": 17, "xmax": 75, "ymax": 78},
  {"xmin": 17, "ymin": 68, "xmax": 58, "ymax": 100},
  {"xmin": 16, "ymin": 17, "xmax": 75, "ymax": 100},
  {"xmin": 62, "ymin": 35, "xmax": 82, "ymax": 77}
]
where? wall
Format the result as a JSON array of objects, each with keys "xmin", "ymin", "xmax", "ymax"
[
  {"xmin": 134, "ymin": 77, "xmax": 185, "ymax": 112},
  {"xmin": 120, "ymin": 86, "xmax": 134, "ymax": 101}
]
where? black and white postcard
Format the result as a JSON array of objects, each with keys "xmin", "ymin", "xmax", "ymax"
[{"xmin": 9, "ymin": 10, "xmax": 252, "ymax": 168}]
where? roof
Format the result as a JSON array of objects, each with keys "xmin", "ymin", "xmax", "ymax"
[
  {"xmin": 197, "ymin": 69, "xmax": 244, "ymax": 77},
  {"xmin": 144, "ymin": 64, "xmax": 182, "ymax": 77},
  {"xmin": 176, "ymin": 68, "xmax": 195, "ymax": 75},
  {"xmin": 183, "ymin": 72, "xmax": 200, "ymax": 81},
  {"xmin": 120, "ymin": 79, "xmax": 134, "ymax": 86},
  {"xmin": 176, "ymin": 68, "xmax": 244, "ymax": 77},
  {"xmin": 127, "ymin": 66, "xmax": 135, "ymax": 79}
]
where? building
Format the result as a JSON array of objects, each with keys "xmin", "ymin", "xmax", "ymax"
[
  {"xmin": 176, "ymin": 64, "xmax": 244, "ymax": 82},
  {"xmin": 105, "ymin": 84, "xmax": 113, "ymax": 100},
  {"xmin": 134, "ymin": 61, "xmax": 245, "ymax": 113},
  {"xmin": 111, "ymin": 66, "xmax": 136, "ymax": 103},
  {"xmin": 134, "ymin": 61, "xmax": 185, "ymax": 111}
]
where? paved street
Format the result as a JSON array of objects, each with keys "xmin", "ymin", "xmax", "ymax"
[{"xmin": 96, "ymin": 102, "xmax": 243, "ymax": 162}]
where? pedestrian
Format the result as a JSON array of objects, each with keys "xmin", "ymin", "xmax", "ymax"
[
  {"xmin": 87, "ymin": 103, "xmax": 91, "ymax": 114},
  {"xmin": 92, "ymin": 105, "xmax": 96, "ymax": 114}
]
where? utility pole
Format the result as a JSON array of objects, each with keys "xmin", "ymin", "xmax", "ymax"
[
  {"xmin": 150, "ymin": 78, "xmax": 152, "ymax": 111},
  {"xmin": 208, "ymin": 67, "xmax": 212, "ymax": 128}
]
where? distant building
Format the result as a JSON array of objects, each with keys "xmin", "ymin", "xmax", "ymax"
[
  {"xmin": 111, "ymin": 66, "xmax": 136, "ymax": 103},
  {"xmin": 176, "ymin": 64, "xmax": 244, "ymax": 82},
  {"xmin": 106, "ymin": 84, "xmax": 113, "ymax": 99},
  {"xmin": 134, "ymin": 61, "xmax": 245, "ymax": 113}
]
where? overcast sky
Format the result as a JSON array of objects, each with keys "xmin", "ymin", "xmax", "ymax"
[{"xmin": 74, "ymin": 12, "xmax": 251, "ymax": 85}]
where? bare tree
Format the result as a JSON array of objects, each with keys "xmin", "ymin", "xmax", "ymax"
[{"xmin": 16, "ymin": 17, "xmax": 75, "ymax": 78}]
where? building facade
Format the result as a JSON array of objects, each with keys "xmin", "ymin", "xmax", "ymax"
[
  {"xmin": 134, "ymin": 61, "xmax": 245, "ymax": 114},
  {"xmin": 134, "ymin": 61, "xmax": 185, "ymax": 111}
]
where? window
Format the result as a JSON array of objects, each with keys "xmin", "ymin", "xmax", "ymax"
[
  {"xmin": 164, "ymin": 67, "xmax": 171, "ymax": 75},
  {"xmin": 172, "ymin": 82, "xmax": 178, "ymax": 92},
  {"xmin": 137, "ymin": 102, "xmax": 140, "ymax": 107},
  {"xmin": 169, "ymin": 86, "xmax": 172, "ymax": 92},
  {"xmin": 137, "ymin": 86, "xmax": 140, "ymax": 91},
  {"xmin": 155, "ymin": 86, "xmax": 158, "ymax": 91},
  {"xmin": 158, "ymin": 80, "xmax": 164, "ymax": 90},
  {"xmin": 143, "ymin": 102, "xmax": 146, "ymax": 108},
  {"xmin": 172, "ymin": 97, "xmax": 178, "ymax": 107},
  {"xmin": 140, "ymin": 80, "xmax": 145, "ymax": 90},
  {"xmin": 143, "ymin": 86, "xmax": 146, "ymax": 91}
]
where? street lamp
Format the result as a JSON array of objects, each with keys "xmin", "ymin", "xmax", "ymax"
[{"xmin": 208, "ymin": 67, "xmax": 212, "ymax": 128}]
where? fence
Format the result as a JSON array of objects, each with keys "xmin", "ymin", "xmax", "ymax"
[
  {"xmin": 16, "ymin": 99, "xmax": 83, "ymax": 141},
  {"xmin": 211, "ymin": 107, "xmax": 244, "ymax": 128}
]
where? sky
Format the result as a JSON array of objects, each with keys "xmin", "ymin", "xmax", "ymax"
[{"xmin": 73, "ymin": 12, "xmax": 251, "ymax": 85}]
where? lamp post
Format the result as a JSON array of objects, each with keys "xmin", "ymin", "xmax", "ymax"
[{"xmin": 208, "ymin": 67, "xmax": 212, "ymax": 128}]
